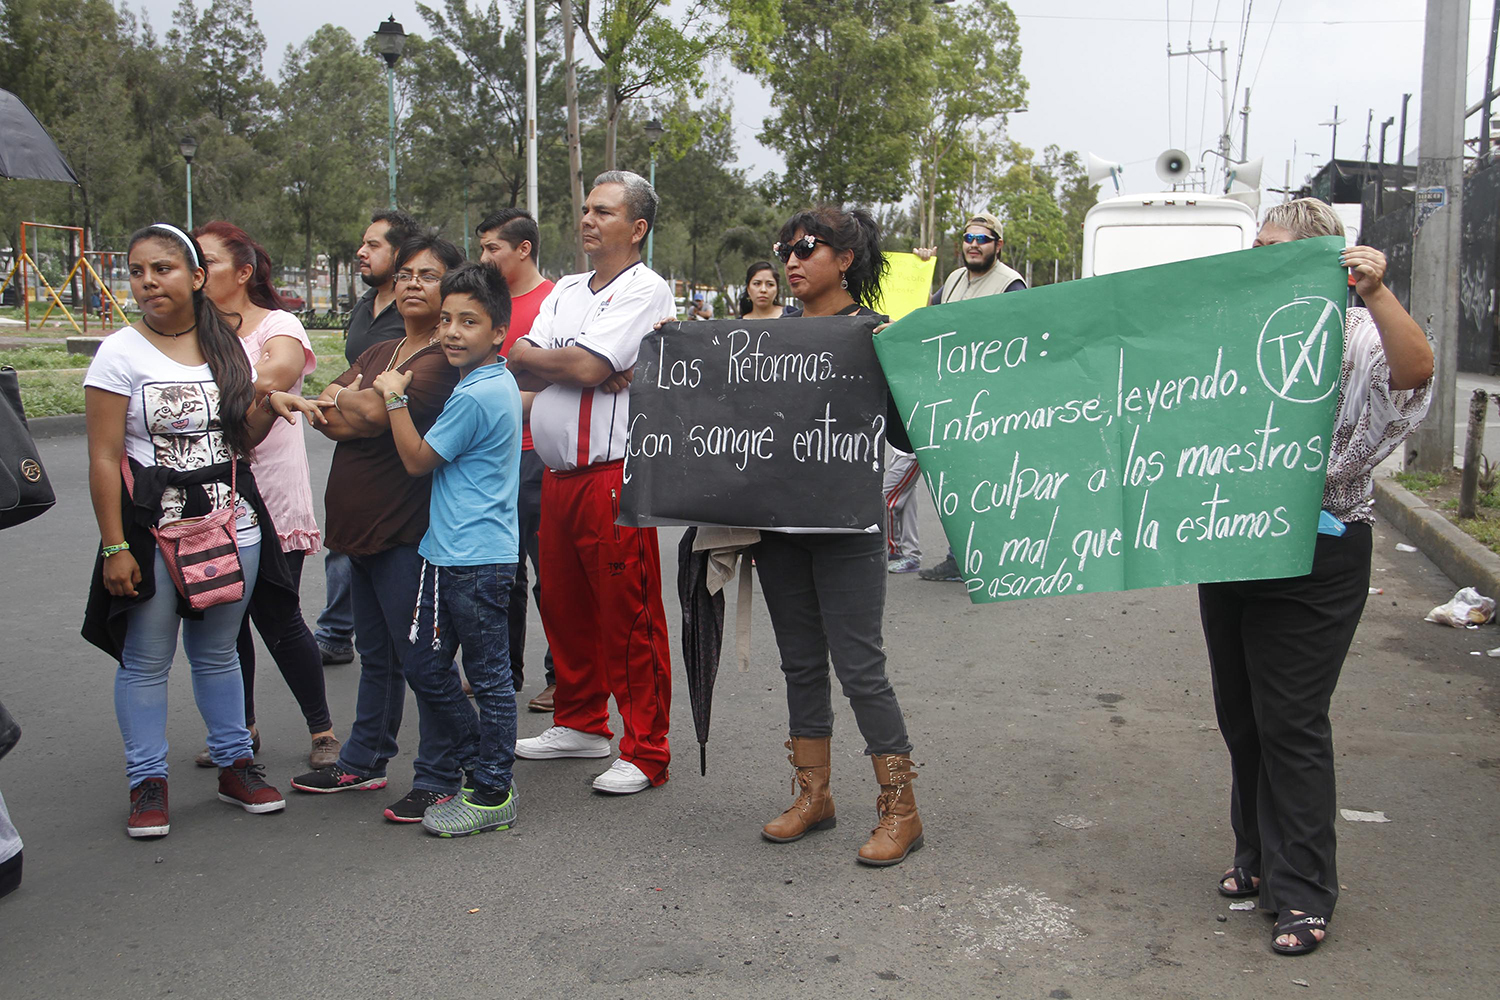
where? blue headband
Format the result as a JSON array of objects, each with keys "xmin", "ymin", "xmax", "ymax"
[{"xmin": 148, "ymin": 224, "xmax": 200, "ymax": 269}]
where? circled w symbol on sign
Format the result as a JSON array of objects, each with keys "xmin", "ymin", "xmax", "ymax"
[{"xmin": 1257, "ymin": 296, "xmax": 1343, "ymax": 404}]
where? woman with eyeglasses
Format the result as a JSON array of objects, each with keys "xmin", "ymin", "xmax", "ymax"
[
  {"xmin": 191, "ymin": 221, "xmax": 340, "ymax": 772},
  {"xmin": 755, "ymin": 206, "xmax": 925, "ymax": 867},
  {"xmin": 290, "ymin": 233, "xmax": 471, "ymax": 826},
  {"xmin": 738, "ymin": 260, "xmax": 794, "ymax": 320}
]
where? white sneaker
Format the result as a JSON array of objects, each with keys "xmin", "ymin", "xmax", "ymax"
[
  {"xmin": 591, "ymin": 759, "xmax": 651, "ymax": 795},
  {"xmin": 514, "ymin": 725, "xmax": 612, "ymax": 760}
]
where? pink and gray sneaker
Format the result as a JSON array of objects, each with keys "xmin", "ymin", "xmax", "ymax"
[{"xmin": 289, "ymin": 763, "xmax": 388, "ymax": 794}]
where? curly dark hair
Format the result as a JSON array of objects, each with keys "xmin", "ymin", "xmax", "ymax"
[{"xmin": 776, "ymin": 206, "xmax": 887, "ymax": 309}]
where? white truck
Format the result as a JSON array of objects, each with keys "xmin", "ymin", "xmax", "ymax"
[{"xmin": 1081, "ymin": 193, "xmax": 1259, "ymax": 278}]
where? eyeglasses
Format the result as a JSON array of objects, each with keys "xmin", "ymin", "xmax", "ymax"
[
  {"xmin": 395, "ymin": 270, "xmax": 442, "ymax": 286},
  {"xmin": 963, "ymin": 233, "xmax": 997, "ymax": 245},
  {"xmin": 773, "ymin": 235, "xmax": 833, "ymax": 263}
]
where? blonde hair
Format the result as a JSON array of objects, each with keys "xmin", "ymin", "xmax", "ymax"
[{"xmin": 1260, "ymin": 198, "xmax": 1345, "ymax": 240}]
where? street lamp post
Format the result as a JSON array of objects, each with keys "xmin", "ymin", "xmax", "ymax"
[
  {"xmin": 178, "ymin": 134, "xmax": 198, "ymax": 230},
  {"xmin": 644, "ymin": 118, "xmax": 665, "ymax": 270},
  {"xmin": 374, "ymin": 16, "xmax": 407, "ymax": 209}
]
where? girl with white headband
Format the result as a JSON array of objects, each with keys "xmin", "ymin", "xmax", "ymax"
[{"xmin": 81, "ymin": 223, "xmax": 323, "ymax": 839}]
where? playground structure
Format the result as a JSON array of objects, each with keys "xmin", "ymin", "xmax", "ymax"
[{"xmin": 0, "ymin": 222, "xmax": 129, "ymax": 333}]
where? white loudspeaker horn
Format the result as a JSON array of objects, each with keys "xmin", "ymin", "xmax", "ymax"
[
  {"xmin": 1224, "ymin": 189, "xmax": 1262, "ymax": 212},
  {"xmin": 1086, "ymin": 152, "xmax": 1124, "ymax": 192},
  {"xmin": 1155, "ymin": 148, "xmax": 1191, "ymax": 185},
  {"xmin": 1224, "ymin": 156, "xmax": 1264, "ymax": 193}
]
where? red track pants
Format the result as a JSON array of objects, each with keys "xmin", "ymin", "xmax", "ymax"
[{"xmin": 539, "ymin": 460, "xmax": 672, "ymax": 784}]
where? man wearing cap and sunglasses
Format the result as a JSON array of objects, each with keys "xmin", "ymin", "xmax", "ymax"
[{"xmin": 887, "ymin": 214, "xmax": 1027, "ymax": 581}]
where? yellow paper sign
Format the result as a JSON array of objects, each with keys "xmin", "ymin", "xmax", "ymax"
[{"xmin": 871, "ymin": 252, "xmax": 936, "ymax": 322}]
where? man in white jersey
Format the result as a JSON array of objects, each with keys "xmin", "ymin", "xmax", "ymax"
[{"xmin": 505, "ymin": 172, "xmax": 676, "ymax": 795}]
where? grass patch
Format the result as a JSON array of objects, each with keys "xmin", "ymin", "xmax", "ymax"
[
  {"xmin": 303, "ymin": 331, "xmax": 348, "ymax": 397},
  {"xmin": 18, "ymin": 369, "xmax": 85, "ymax": 417},
  {"xmin": 1395, "ymin": 470, "xmax": 1448, "ymax": 493},
  {"xmin": 8, "ymin": 330, "xmax": 350, "ymax": 418},
  {"xmin": 0, "ymin": 344, "xmax": 86, "ymax": 370},
  {"xmin": 1453, "ymin": 515, "xmax": 1500, "ymax": 555}
]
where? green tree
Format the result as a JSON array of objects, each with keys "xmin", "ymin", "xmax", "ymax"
[
  {"xmin": 576, "ymin": 0, "xmax": 781, "ymax": 169},
  {"xmin": 166, "ymin": 0, "xmax": 271, "ymax": 135},
  {"xmin": 915, "ymin": 0, "xmax": 1025, "ymax": 246},
  {"xmin": 650, "ymin": 101, "xmax": 755, "ymax": 294},
  {"xmin": 755, "ymin": 0, "xmax": 936, "ymax": 205},
  {"xmin": 272, "ymin": 25, "xmax": 385, "ymax": 304},
  {"xmin": 991, "ymin": 143, "xmax": 1078, "ymax": 286}
]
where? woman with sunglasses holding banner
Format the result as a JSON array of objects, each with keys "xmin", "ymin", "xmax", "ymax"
[{"xmin": 754, "ymin": 206, "xmax": 925, "ymax": 867}]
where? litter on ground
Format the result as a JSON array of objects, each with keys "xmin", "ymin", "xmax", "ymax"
[
  {"xmin": 1340, "ymin": 808, "xmax": 1391, "ymax": 823},
  {"xmin": 1425, "ymin": 587, "xmax": 1497, "ymax": 627}
]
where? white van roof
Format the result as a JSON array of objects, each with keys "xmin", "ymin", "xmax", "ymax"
[{"xmin": 1082, "ymin": 193, "xmax": 1258, "ymax": 278}]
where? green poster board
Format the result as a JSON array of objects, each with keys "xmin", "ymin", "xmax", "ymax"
[{"xmin": 873, "ymin": 237, "xmax": 1349, "ymax": 604}]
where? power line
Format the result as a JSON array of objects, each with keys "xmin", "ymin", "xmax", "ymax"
[
  {"xmin": 1247, "ymin": 0, "xmax": 1286, "ymax": 95},
  {"xmin": 1014, "ymin": 12, "xmax": 1487, "ymax": 25}
]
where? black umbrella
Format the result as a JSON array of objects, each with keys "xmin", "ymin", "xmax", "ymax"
[
  {"xmin": 677, "ymin": 527, "xmax": 725, "ymax": 775},
  {"xmin": 0, "ymin": 88, "xmax": 78, "ymax": 184}
]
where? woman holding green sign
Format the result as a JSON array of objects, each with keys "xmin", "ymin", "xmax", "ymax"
[
  {"xmin": 754, "ymin": 205, "xmax": 925, "ymax": 867},
  {"xmin": 1199, "ymin": 198, "xmax": 1433, "ymax": 955}
]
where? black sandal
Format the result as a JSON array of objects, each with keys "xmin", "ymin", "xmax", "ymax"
[
  {"xmin": 1271, "ymin": 912, "xmax": 1328, "ymax": 956},
  {"xmin": 1217, "ymin": 866, "xmax": 1259, "ymax": 898}
]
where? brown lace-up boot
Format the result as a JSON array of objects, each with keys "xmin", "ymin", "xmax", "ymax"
[
  {"xmin": 857, "ymin": 753, "xmax": 924, "ymax": 866},
  {"xmin": 761, "ymin": 736, "xmax": 836, "ymax": 843}
]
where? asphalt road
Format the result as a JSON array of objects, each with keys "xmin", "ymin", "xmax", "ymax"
[{"xmin": 1, "ymin": 430, "xmax": 1496, "ymax": 1000}]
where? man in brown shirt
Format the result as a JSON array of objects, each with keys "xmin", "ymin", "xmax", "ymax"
[{"xmin": 290, "ymin": 233, "xmax": 467, "ymax": 824}]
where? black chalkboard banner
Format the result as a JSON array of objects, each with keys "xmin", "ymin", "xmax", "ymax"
[{"xmin": 618, "ymin": 315, "xmax": 888, "ymax": 530}]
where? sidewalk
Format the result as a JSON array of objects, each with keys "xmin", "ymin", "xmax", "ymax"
[{"xmin": 1373, "ymin": 370, "xmax": 1500, "ymax": 600}]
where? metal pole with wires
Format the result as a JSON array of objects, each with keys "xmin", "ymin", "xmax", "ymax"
[{"xmin": 1405, "ymin": 0, "xmax": 1471, "ymax": 475}]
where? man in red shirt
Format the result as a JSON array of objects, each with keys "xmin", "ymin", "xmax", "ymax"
[{"xmin": 477, "ymin": 209, "xmax": 557, "ymax": 711}]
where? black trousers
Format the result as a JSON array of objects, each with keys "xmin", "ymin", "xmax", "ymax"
[
  {"xmin": 753, "ymin": 531, "xmax": 911, "ymax": 755},
  {"xmin": 1197, "ymin": 522, "xmax": 1372, "ymax": 918},
  {"xmin": 508, "ymin": 450, "xmax": 555, "ymax": 693},
  {"xmin": 238, "ymin": 550, "xmax": 333, "ymax": 733}
]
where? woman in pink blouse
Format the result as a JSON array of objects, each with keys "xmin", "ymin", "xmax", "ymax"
[
  {"xmin": 193, "ymin": 222, "xmax": 339, "ymax": 770},
  {"xmin": 1199, "ymin": 199, "xmax": 1433, "ymax": 956}
]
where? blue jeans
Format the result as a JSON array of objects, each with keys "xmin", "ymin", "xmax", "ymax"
[
  {"xmin": 116, "ymin": 544, "xmax": 261, "ymax": 786},
  {"xmin": 339, "ymin": 544, "xmax": 460, "ymax": 794},
  {"xmin": 314, "ymin": 549, "xmax": 354, "ymax": 651},
  {"xmin": 404, "ymin": 562, "xmax": 518, "ymax": 793}
]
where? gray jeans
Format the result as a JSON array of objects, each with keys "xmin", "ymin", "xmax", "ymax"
[{"xmin": 753, "ymin": 531, "xmax": 912, "ymax": 755}]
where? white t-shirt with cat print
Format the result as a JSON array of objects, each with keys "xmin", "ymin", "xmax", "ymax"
[{"xmin": 85, "ymin": 325, "xmax": 259, "ymax": 547}]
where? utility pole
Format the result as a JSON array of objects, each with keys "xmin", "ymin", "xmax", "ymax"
[
  {"xmin": 1240, "ymin": 88, "xmax": 1251, "ymax": 161},
  {"xmin": 1406, "ymin": 0, "xmax": 1471, "ymax": 475},
  {"xmin": 1167, "ymin": 41, "xmax": 1231, "ymax": 185},
  {"xmin": 1483, "ymin": 0, "xmax": 1500, "ymax": 152},
  {"xmin": 1378, "ymin": 115, "xmax": 1395, "ymax": 213},
  {"xmin": 1363, "ymin": 108, "xmax": 1374, "ymax": 163},
  {"xmin": 561, "ymin": 0, "xmax": 584, "ymax": 272},
  {"xmin": 1320, "ymin": 105, "xmax": 1346, "ymax": 162},
  {"xmin": 524, "ymin": 0, "xmax": 538, "ymax": 220},
  {"xmin": 1397, "ymin": 92, "xmax": 1413, "ymax": 187}
]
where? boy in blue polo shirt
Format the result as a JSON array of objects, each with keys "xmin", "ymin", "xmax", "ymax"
[{"xmin": 374, "ymin": 263, "xmax": 523, "ymax": 837}]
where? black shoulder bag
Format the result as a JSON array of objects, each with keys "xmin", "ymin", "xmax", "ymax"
[{"xmin": 0, "ymin": 365, "xmax": 56, "ymax": 529}]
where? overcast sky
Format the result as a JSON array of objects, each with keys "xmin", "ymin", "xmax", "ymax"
[{"xmin": 135, "ymin": 0, "xmax": 1497, "ymax": 202}]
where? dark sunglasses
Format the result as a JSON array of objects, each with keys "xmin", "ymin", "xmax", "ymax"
[
  {"xmin": 963, "ymin": 233, "xmax": 997, "ymax": 245},
  {"xmin": 773, "ymin": 235, "xmax": 833, "ymax": 263}
]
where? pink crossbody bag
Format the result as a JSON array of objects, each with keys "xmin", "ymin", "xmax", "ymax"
[{"xmin": 121, "ymin": 458, "xmax": 245, "ymax": 609}]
